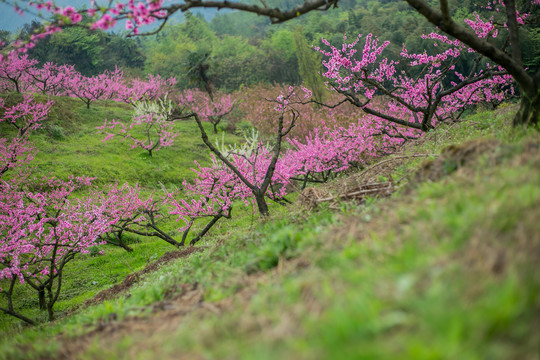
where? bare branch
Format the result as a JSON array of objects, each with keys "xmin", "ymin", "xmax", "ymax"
[{"xmin": 166, "ymin": 0, "xmax": 339, "ymax": 24}]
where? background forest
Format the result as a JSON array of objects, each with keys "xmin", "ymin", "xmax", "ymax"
[{"xmin": 3, "ymin": 0, "xmax": 539, "ymax": 91}]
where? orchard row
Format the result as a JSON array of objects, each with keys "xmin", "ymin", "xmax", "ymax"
[{"xmin": 0, "ymin": 26, "xmax": 515, "ymax": 323}]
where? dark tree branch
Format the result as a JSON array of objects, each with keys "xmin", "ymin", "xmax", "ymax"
[
  {"xmin": 503, "ymin": 0, "xmax": 523, "ymax": 67},
  {"xmin": 403, "ymin": 0, "xmax": 533, "ymax": 94},
  {"xmin": 190, "ymin": 112, "xmax": 258, "ymax": 192},
  {"xmin": 439, "ymin": 0, "xmax": 451, "ymax": 27},
  {"xmin": 168, "ymin": 0, "xmax": 339, "ymax": 24}
]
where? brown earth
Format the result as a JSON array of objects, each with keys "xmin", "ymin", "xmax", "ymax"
[
  {"xmin": 86, "ymin": 247, "xmax": 205, "ymax": 306},
  {"xmin": 51, "ymin": 255, "xmax": 310, "ymax": 360}
]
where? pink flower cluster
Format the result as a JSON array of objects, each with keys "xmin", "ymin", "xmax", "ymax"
[
  {"xmin": 117, "ymin": 75, "xmax": 177, "ymax": 105},
  {"xmin": 0, "ymin": 94, "xmax": 53, "ymax": 177},
  {"xmin": 168, "ymin": 158, "xmax": 250, "ymax": 236},
  {"xmin": 465, "ymin": 13, "xmax": 498, "ymax": 38},
  {"xmin": 0, "ymin": 55, "xmax": 176, "ymax": 110},
  {"xmin": 282, "ymin": 116, "xmax": 405, "ymax": 184},
  {"xmin": 0, "ymin": 175, "xmax": 109, "ymax": 289},
  {"xmin": 177, "ymin": 89, "xmax": 235, "ymax": 133},
  {"xmin": 316, "ymin": 31, "xmax": 514, "ymax": 130}
]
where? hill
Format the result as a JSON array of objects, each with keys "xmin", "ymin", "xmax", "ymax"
[{"xmin": 1, "ymin": 103, "xmax": 539, "ymax": 359}]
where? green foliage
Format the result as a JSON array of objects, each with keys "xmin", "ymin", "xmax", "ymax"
[
  {"xmin": 211, "ymin": 36, "xmax": 266, "ymax": 89},
  {"xmin": 21, "ymin": 21, "xmax": 145, "ymax": 76},
  {"xmin": 246, "ymin": 226, "xmax": 303, "ymax": 272},
  {"xmin": 47, "ymin": 124, "xmax": 66, "ymax": 140},
  {"xmin": 292, "ymin": 27, "xmax": 326, "ymax": 103},
  {"xmin": 144, "ymin": 12, "xmax": 217, "ymax": 88},
  {"xmin": 210, "ymin": 11, "xmax": 270, "ymax": 38},
  {"xmin": 145, "ymin": 12, "xmax": 302, "ymax": 89},
  {"xmin": 522, "ymin": 28, "xmax": 540, "ymax": 74},
  {"xmin": 0, "ymin": 29, "xmax": 10, "ymax": 50},
  {"xmin": 268, "ymin": 29, "xmax": 296, "ymax": 62},
  {"xmin": 144, "ymin": 0, "xmax": 540, "ymax": 91}
]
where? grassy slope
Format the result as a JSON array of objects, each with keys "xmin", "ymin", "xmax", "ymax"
[{"xmin": 1, "ymin": 103, "xmax": 540, "ymax": 359}]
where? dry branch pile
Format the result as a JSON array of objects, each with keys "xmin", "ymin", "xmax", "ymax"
[{"xmin": 299, "ymin": 181, "xmax": 395, "ymax": 210}]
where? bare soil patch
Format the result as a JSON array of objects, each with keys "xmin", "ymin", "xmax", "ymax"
[
  {"xmin": 87, "ymin": 247, "xmax": 204, "ymax": 306},
  {"xmin": 52, "ymin": 255, "xmax": 309, "ymax": 360}
]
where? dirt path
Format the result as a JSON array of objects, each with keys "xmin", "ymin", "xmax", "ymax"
[{"xmin": 53, "ymin": 247, "xmax": 294, "ymax": 359}]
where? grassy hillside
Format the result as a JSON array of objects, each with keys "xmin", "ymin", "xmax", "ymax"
[
  {"xmin": 32, "ymin": 95, "xmax": 244, "ymax": 188},
  {"xmin": 1, "ymin": 103, "xmax": 539, "ymax": 359}
]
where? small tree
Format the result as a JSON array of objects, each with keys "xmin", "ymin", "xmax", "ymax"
[
  {"xmin": 66, "ymin": 68, "xmax": 123, "ymax": 109},
  {"xmin": 116, "ymin": 75, "xmax": 177, "ymax": 106},
  {"xmin": 168, "ymin": 160, "xmax": 242, "ymax": 246},
  {"xmin": 98, "ymin": 97, "xmax": 180, "ymax": 157},
  {"xmin": 26, "ymin": 62, "xmax": 76, "ymax": 95},
  {"xmin": 0, "ymin": 95, "xmax": 108, "ymax": 324},
  {"xmin": 0, "ymin": 55, "xmax": 36, "ymax": 93},
  {"xmin": 0, "ymin": 175, "xmax": 109, "ymax": 323},
  {"xmin": 185, "ymin": 87, "xmax": 304, "ymax": 217},
  {"xmin": 94, "ymin": 183, "xmax": 182, "ymax": 250}
]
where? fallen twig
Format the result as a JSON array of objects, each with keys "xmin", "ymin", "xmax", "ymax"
[{"xmin": 357, "ymin": 153, "xmax": 439, "ymax": 179}]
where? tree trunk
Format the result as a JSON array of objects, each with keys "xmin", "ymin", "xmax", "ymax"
[
  {"xmin": 513, "ymin": 87, "xmax": 540, "ymax": 127},
  {"xmin": 153, "ymin": 230, "xmax": 181, "ymax": 247},
  {"xmin": 190, "ymin": 214, "xmax": 224, "ymax": 246},
  {"xmin": 45, "ymin": 286, "xmax": 55, "ymax": 321},
  {"xmin": 0, "ymin": 277, "xmax": 36, "ymax": 325},
  {"xmin": 105, "ymin": 232, "xmax": 134, "ymax": 252},
  {"xmin": 38, "ymin": 288, "xmax": 46, "ymax": 310},
  {"xmin": 47, "ymin": 301, "xmax": 55, "ymax": 321},
  {"xmin": 254, "ymin": 191, "xmax": 269, "ymax": 217}
]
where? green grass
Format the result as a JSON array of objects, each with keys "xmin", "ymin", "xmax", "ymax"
[
  {"xmin": 1, "ymin": 101, "xmax": 539, "ymax": 360},
  {"xmin": 386, "ymin": 103, "xmax": 527, "ymax": 182},
  {"xmin": 28, "ymin": 96, "xmax": 242, "ymax": 188}
]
